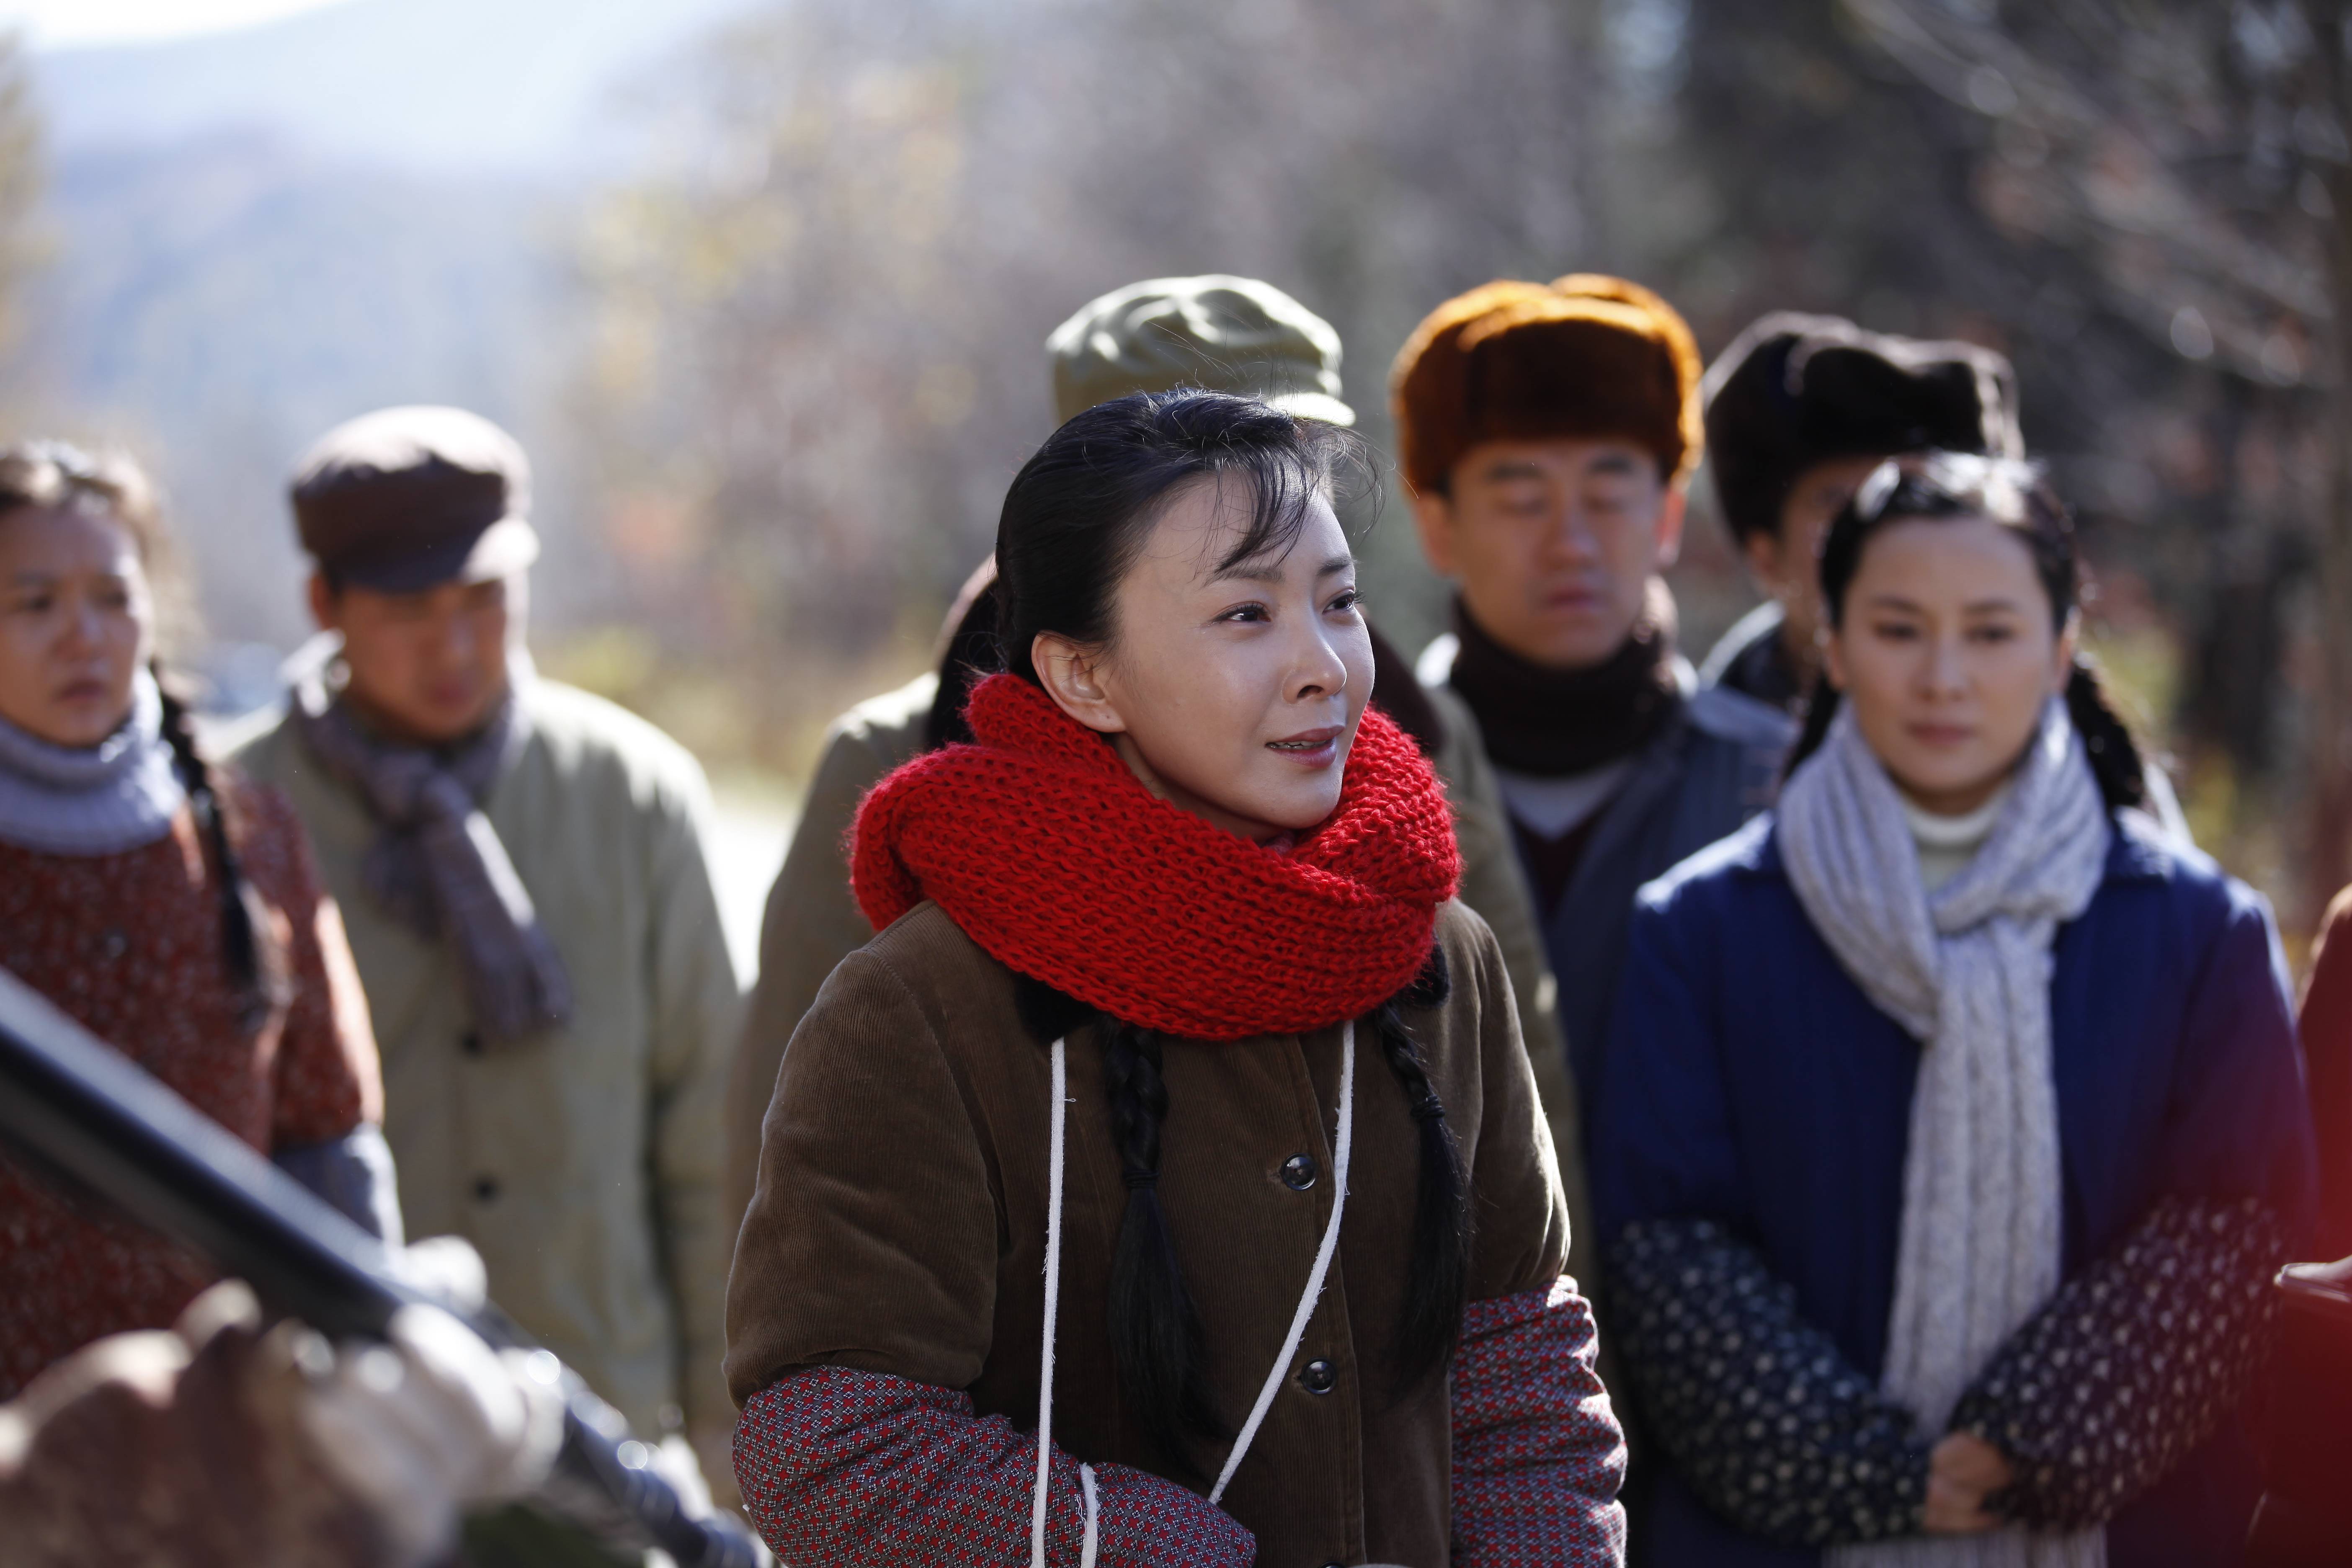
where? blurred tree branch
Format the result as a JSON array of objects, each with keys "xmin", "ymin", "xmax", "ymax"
[
  {"xmin": 1841, "ymin": 0, "xmax": 2352, "ymax": 921},
  {"xmin": 1844, "ymin": 0, "xmax": 2328, "ymax": 382}
]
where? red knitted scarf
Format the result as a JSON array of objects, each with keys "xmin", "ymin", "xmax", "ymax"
[{"xmin": 851, "ymin": 673, "xmax": 1461, "ymax": 1039}]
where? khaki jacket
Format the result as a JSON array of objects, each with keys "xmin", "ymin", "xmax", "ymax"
[
  {"xmin": 1422, "ymin": 682, "xmax": 1594, "ymax": 1291},
  {"xmin": 232, "ymin": 679, "xmax": 742, "ymax": 1439},
  {"xmin": 726, "ymin": 897, "xmax": 1570, "ymax": 1567},
  {"xmin": 723, "ymin": 673, "xmax": 936, "ymax": 1222},
  {"xmin": 722, "ymin": 672, "xmax": 1576, "ymax": 1244}
]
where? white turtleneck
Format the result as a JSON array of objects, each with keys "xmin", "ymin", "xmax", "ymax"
[{"xmin": 1897, "ymin": 780, "xmax": 2012, "ymax": 894}]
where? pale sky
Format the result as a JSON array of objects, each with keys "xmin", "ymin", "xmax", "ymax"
[{"xmin": 0, "ymin": 0, "xmax": 349, "ymax": 49}]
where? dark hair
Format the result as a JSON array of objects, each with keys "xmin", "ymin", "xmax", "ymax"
[
  {"xmin": 995, "ymin": 391, "xmax": 1469, "ymax": 1456},
  {"xmin": 995, "ymin": 389, "xmax": 1375, "ymax": 684},
  {"xmin": 0, "ymin": 441, "xmax": 291, "ymax": 1033},
  {"xmin": 1375, "ymin": 946, "xmax": 1471, "ymax": 1393},
  {"xmin": 926, "ymin": 578, "xmax": 1447, "ymax": 758},
  {"xmin": 923, "ymin": 573, "xmax": 1001, "ymax": 750},
  {"xmin": 1786, "ymin": 452, "xmax": 2148, "ymax": 812}
]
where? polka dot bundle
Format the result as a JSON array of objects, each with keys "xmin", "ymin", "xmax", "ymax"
[{"xmin": 851, "ymin": 673, "xmax": 1461, "ymax": 1040}]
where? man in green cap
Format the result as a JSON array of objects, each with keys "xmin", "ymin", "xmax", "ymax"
[{"xmin": 723, "ymin": 276, "xmax": 1568, "ymax": 1229}]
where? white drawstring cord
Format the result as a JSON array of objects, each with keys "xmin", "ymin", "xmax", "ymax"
[
  {"xmin": 1078, "ymin": 1459, "xmax": 1100, "ymax": 1568},
  {"xmin": 1031, "ymin": 1020, "xmax": 1357, "ymax": 1553},
  {"xmin": 1209, "ymin": 1019, "xmax": 1355, "ymax": 1507},
  {"xmin": 1032, "ymin": 1037, "xmax": 1078, "ymax": 1568}
]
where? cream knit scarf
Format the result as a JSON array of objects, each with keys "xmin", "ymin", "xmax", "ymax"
[{"xmin": 1782, "ymin": 698, "xmax": 2108, "ymax": 1568}]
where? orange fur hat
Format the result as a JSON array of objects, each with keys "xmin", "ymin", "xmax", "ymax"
[{"xmin": 1387, "ymin": 274, "xmax": 1704, "ymax": 495}]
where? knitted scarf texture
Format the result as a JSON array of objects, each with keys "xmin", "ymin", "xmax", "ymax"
[
  {"xmin": 1447, "ymin": 580, "xmax": 1681, "ymax": 777},
  {"xmin": 294, "ymin": 662, "xmax": 572, "ymax": 1046},
  {"xmin": 851, "ymin": 673, "xmax": 1460, "ymax": 1039},
  {"xmin": 0, "ymin": 669, "xmax": 186, "ymax": 856},
  {"xmin": 1783, "ymin": 698, "xmax": 2108, "ymax": 1568}
]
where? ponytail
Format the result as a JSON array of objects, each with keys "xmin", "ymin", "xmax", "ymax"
[{"xmin": 156, "ymin": 670, "xmax": 289, "ymax": 1035}]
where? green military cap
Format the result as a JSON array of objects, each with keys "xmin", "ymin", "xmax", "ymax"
[{"xmin": 1047, "ymin": 274, "xmax": 1356, "ymax": 426}]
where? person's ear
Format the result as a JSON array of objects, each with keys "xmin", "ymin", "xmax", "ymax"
[
  {"xmin": 1651, "ymin": 485, "xmax": 1687, "ymax": 572},
  {"xmin": 1032, "ymin": 632, "xmax": 1127, "ymax": 735},
  {"xmin": 306, "ymin": 572, "xmax": 340, "ymax": 634},
  {"xmin": 1410, "ymin": 489, "xmax": 1458, "ymax": 577},
  {"xmin": 2052, "ymin": 610, "xmax": 2081, "ymax": 694},
  {"xmin": 1822, "ymin": 625, "xmax": 1850, "ymax": 693}
]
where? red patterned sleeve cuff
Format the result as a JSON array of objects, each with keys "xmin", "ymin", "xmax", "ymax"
[
  {"xmin": 1450, "ymin": 1277, "xmax": 1629, "ymax": 1567},
  {"xmin": 733, "ymin": 1365, "xmax": 1254, "ymax": 1567}
]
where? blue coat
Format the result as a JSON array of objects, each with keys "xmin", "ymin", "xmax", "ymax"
[
  {"xmin": 1420, "ymin": 634, "xmax": 1795, "ymax": 1086},
  {"xmin": 1591, "ymin": 811, "xmax": 2317, "ymax": 1568}
]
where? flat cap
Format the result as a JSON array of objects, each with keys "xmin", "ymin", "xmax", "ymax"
[
  {"xmin": 291, "ymin": 405, "xmax": 540, "ymax": 593},
  {"xmin": 1388, "ymin": 274, "xmax": 1703, "ymax": 495},
  {"xmin": 1702, "ymin": 312, "xmax": 2023, "ymax": 544},
  {"xmin": 1048, "ymin": 275, "xmax": 1354, "ymax": 427}
]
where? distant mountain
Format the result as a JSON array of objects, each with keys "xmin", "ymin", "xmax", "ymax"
[
  {"xmin": 14, "ymin": 0, "xmax": 769, "ymax": 658},
  {"xmin": 26, "ymin": 132, "xmax": 585, "ymax": 652},
  {"xmin": 33, "ymin": 0, "xmax": 771, "ymax": 180}
]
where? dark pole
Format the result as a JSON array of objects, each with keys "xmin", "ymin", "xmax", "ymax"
[{"xmin": 0, "ymin": 967, "xmax": 765, "ymax": 1568}]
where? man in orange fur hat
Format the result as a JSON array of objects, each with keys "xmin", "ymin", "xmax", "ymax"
[{"xmin": 1392, "ymin": 275, "xmax": 1787, "ymax": 1118}]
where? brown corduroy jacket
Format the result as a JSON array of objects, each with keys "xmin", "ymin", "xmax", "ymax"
[
  {"xmin": 721, "ymin": 672, "xmax": 1576, "ymax": 1241},
  {"xmin": 725, "ymin": 896, "xmax": 1572, "ymax": 1567}
]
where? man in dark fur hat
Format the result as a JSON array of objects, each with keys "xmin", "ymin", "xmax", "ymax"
[{"xmin": 1695, "ymin": 312, "xmax": 2023, "ymax": 713}]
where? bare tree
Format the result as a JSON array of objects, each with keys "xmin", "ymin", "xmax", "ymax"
[
  {"xmin": 573, "ymin": 0, "xmax": 1624, "ymax": 764},
  {"xmin": 1835, "ymin": 0, "xmax": 2347, "ymax": 920}
]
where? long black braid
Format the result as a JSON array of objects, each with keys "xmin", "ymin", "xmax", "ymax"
[
  {"xmin": 155, "ymin": 670, "xmax": 289, "ymax": 1035},
  {"xmin": 1100, "ymin": 1018, "xmax": 1226, "ymax": 1469},
  {"xmin": 1014, "ymin": 975, "xmax": 1224, "ymax": 1471},
  {"xmin": 1372, "ymin": 944, "xmax": 1473, "ymax": 1393}
]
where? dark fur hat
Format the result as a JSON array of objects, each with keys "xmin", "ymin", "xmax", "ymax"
[
  {"xmin": 1389, "ymin": 275, "xmax": 1703, "ymax": 496},
  {"xmin": 1701, "ymin": 312, "xmax": 2022, "ymax": 546}
]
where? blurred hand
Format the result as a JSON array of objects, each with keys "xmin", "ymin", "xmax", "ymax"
[
  {"xmin": 1923, "ymin": 1431, "xmax": 2014, "ymax": 1534},
  {"xmin": 299, "ymin": 1302, "xmax": 567, "ymax": 1565}
]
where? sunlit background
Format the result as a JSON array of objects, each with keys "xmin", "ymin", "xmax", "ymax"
[{"xmin": 5, "ymin": 0, "xmax": 2349, "ymax": 966}]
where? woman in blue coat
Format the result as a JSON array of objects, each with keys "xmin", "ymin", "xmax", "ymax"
[{"xmin": 1591, "ymin": 453, "xmax": 2315, "ymax": 1567}]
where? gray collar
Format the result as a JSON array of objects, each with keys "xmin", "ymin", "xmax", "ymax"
[{"xmin": 0, "ymin": 671, "xmax": 188, "ymax": 855}]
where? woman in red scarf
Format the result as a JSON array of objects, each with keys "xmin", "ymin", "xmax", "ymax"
[{"xmin": 724, "ymin": 391, "xmax": 1625, "ymax": 1567}]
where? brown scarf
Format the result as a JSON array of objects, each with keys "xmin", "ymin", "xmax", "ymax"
[{"xmin": 1447, "ymin": 580, "xmax": 1682, "ymax": 777}]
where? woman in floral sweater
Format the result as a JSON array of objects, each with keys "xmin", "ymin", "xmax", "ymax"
[
  {"xmin": 0, "ymin": 441, "xmax": 395, "ymax": 1399},
  {"xmin": 1591, "ymin": 454, "xmax": 2315, "ymax": 1565}
]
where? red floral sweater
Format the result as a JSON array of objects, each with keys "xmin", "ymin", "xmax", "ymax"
[
  {"xmin": 735, "ymin": 1278, "xmax": 1628, "ymax": 1567},
  {"xmin": 0, "ymin": 781, "xmax": 383, "ymax": 1400}
]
